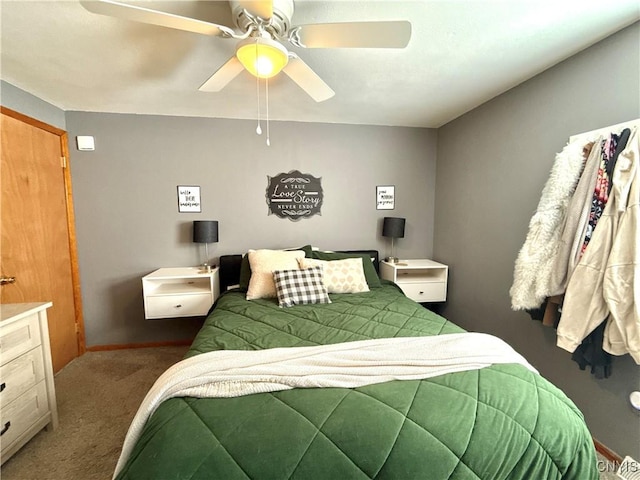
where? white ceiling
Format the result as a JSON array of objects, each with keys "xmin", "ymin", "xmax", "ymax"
[{"xmin": 1, "ymin": 0, "xmax": 638, "ymax": 128}]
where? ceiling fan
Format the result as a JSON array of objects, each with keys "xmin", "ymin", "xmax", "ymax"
[{"xmin": 80, "ymin": 0, "xmax": 411, "ymax": 102}]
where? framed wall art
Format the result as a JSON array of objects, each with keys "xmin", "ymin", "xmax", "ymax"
[
  {"xmin": 177, "ymin": 185, "xmax": 201, "ymax": 213},
  {"xmin": 376, "ymin": 185, "xmax": 395, "ymax": 210}
]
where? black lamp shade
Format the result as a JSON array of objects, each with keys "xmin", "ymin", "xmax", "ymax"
[
  {"xmin": 382, "ymin": 217, "xmax": 405, "ymax": 238},
  {"xmin": 193, "ymin": 220, "xmax": 218, "ymax": 243}
]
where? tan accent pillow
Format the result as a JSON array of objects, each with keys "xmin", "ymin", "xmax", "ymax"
[
  {"xmin": 246, "ymin": 249, "xmax": 306, "ymax": 300},
  {"xmin": 298, "ymin": 257, "xmax": 369, "ymax": 294}
]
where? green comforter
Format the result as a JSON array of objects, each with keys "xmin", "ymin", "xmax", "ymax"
[{"xmin": 116, "ymin": 284, "xmax": 597, "ymax": 480}]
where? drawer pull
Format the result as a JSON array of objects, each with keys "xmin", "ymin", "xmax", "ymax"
[
  {"xmin": 0, "ymin": 382, "xmax": 5, "ymax": 392},
  {"xmin": 0, "ymin": 421, "xmax": 10, "ymax": 436},
  {"xmin": 175, "ymin": 304, "xmax": 182, "ymax": 308}
]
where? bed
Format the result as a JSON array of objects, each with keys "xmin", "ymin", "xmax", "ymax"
[{"xmin": 115, "ymin": 249, "xmax": 598, "ymax": 480}]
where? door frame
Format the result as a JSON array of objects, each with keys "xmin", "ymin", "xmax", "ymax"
[{"xmin": 1, "ymin": 106, "xmax": 86, "ymax": 355}]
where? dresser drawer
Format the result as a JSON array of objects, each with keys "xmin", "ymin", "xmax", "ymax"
[
  {"xmin": 145, "ymin": 293, "xmax": 212, "ymax": 318},
  {"xmin": 0, "ymin": 313, "xmax": 41, "ymax": 366},
  {"xmin": 0, "ymin": 348, "xmax": 46, "ymax": 406},
  {"xmin": 399, "ymin": 282, "xmax": 447, "ymax": 302},
  {"xmin": 0, "ymin": 380, "xmax": 49, "ymax": 455}
]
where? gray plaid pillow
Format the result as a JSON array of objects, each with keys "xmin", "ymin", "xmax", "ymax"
[{"xmin": 272, "ymin": 266, "xmax": 331, "ymax": 308}]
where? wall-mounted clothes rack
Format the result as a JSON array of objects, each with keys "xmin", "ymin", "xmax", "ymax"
[
  {"xmin": 569, "ymin": 118, "xmax": 640, "ymax": 143},
  {"xmin": 511, "ymin": 117, "xmax": 640, "ymax": 379}
]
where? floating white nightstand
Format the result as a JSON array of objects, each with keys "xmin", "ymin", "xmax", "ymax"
[
  {"xmin": 142, "ymin": 267, "xmax": 220, "ymax": 319},
  {"xmin": 380, "ymin": 259, "xmax": 448, "ymax": 302}
]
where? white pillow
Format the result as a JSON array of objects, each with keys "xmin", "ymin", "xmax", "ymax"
[
  {"xmin": 246, "ymin": 249, "xmax": 306, "ymax": 300},
  {"xmin": 298, "ymin": 257, "xmax": 369, "ymax": 294}
]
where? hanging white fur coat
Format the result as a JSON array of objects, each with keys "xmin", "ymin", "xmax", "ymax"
[{"xmin": 510, "ymin": 141, "xmax": 587, "ymax": 310}]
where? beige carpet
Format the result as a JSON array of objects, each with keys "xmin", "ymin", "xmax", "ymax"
[
  {"xmin": 1, "ymin": 346, "xmax": 188, "ymax": 480},
  {"xmin": 1, "ymin": 345, "xmax": 620, "ymax": 480}
]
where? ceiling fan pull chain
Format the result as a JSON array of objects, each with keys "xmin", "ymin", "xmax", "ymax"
[
  {"xmin": 255, "ymin": 76, "xmax": 262, "ymax": 135},
  {"xmin": 266, "ymin": 77, "xmax": 271, "ymax": 146},
  {"xmin": 255, "ymin": 40, "xmax": 262, "ymax": 135}
]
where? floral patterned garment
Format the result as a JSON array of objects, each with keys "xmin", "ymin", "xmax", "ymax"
[{"xmin": 580, "ymin": 133, "xmax": 619, "ymax": 256}]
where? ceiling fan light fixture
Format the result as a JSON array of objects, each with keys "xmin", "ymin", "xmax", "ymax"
[{"xmin": 236, "ymin": 37, "xmax": 289, "ymax": 79}]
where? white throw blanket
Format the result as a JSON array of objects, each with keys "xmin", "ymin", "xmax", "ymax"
[{"xmin": 113, "ymin": 333, "xmax": 537, "ymax": 478}]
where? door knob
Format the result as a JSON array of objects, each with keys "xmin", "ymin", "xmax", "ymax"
[{"xmin": 0, "ymin": 276, "xmax": 16, "ymax": 285}]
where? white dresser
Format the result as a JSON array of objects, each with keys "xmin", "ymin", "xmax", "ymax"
[{"xmin": 0, "ymin": 302, "xmax": 58, "ymax": 464}]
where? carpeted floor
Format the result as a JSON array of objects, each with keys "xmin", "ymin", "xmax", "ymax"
[
  {"xmin": 1, "ymin": 345, "xmax": 622, "ymax": 480},
  {"xmin": 1, "ymin": 346, "xmax": 188, "ymax": 480}
]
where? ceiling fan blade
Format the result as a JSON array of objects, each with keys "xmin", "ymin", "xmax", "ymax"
[
  {"xmin": 199, "ymin": 57, "xmax": 244, "ymax": 92},
  {"xmin": 282, "ymin": 55, "xmax": 335, "ymax": 103},
  {"xmin": 236, "ymin": 1, "xmax": 273, "ymax": 20},
  {"xmin": 80, "ymin": 0, "xmax": 235, "ymax": 37},
  {"xmin": 291, "ymin": 21, "xmax": 411, "ymax": 48}
]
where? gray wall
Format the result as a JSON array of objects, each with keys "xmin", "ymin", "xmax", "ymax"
[
  {"xmin": 65, "ymin": 113, "xmax": 437, "ymax": 346},
  {"xmin": 434, "ymin": 22, "xmax": 640, "ymax": 458},
  {"xmin": 0, "ymin": 80, "xmax": 66, "ymax": 129}
]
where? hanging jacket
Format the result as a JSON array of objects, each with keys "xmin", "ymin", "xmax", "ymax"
[
  {"xmin": 510, "ymin": 141, "xmax": 587, "ymax": 310},
  {"xmin": 566, "ymin": 130, "xmax": 631, "ymax": 378},
  {"xmin": 557, "ymin": 129, "xmax": 639, "ymax": 363},
  {"xmin": 579, "ymin": 134, "xmax": 618, "ymax": 256},
  {"xmin": 602, "ymin": 129, "xmax": 639, "ymax": 361},
  {"xmin": 548, "ymin": 138, "xmax": 603, "ymax": 295}
]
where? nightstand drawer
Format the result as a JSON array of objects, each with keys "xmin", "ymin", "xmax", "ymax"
[
  {"xmin": 0, "ymin": 348, "xmax": 45, "ymax": 406},
  {"xmin": 399, "ymin": 282, "xmax": 447, "ymax": 302},
  {"xmin": 145, "ymin": 294, "xmax": 212, "ymax": 318},
  {"xmin": 0, "ymin": 313, "xmax": 41, "ymax": 366},
  {"xmin": 0, "ymin": 380, "xmax": 49, "ymax": 454}
]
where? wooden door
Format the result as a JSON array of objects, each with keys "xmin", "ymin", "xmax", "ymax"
[{"xmin": 1, "ymin": 107, "xmax": 85, "ymax": 372}]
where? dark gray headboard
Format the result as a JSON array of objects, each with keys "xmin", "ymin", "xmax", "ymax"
[{"xmin": 218, "ymin": 250, "xmax": 380, "ymax": 293}]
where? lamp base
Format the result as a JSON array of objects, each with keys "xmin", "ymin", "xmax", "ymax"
[{"xmin": 386, "ymin": 256, "xmax": 399, "ymax": 264}]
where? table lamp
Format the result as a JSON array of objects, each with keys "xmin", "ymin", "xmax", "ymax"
[
  {"xmin": 382, "ymin": 217, "xmax": 405, "ymax": 263},
  {"xmin": 193, "ymin": 220, "xmax": 218, "ymax": 269}
]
